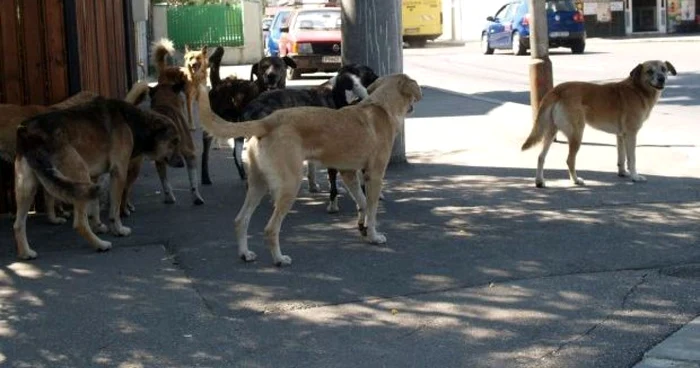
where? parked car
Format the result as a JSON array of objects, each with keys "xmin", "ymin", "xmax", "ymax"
[
  {"xmin": 262, "ymin": 16, "xmax": 274, "ymax": 48},
  {"xmin": 275, "ymin": 5, "xmax": 342, "ymax": 79},
  {"xmin": 266, "ymin": 9, "xmax": 293, "ymax": 57},
  {"xmin": 481, "ymin": 0, "xmax": 586, "ymax": 55}
]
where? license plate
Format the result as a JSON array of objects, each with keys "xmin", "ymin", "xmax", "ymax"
[
  {"xmin": 322, "ymin": 55, "xmax": 341, "ymax": 63},
  {"xmin": 549, "ymin": 31, "xmax": 570, "ymax": 38}
]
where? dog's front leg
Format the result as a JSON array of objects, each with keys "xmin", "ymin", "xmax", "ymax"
[
  {"xmin": 88, "ymin": 199, "xmax": 108, "ymax": 234},
  {"xmin": 339, "ymin": 170, "xmax": 367, "ymax": 233},
  {"xmin": 108, "ymin": 167, "xmax": 132, "ymax": 236},
  {"xmin": 616, "ymin": 135, "xmax": 630, "ymax": 177},
  {"xmin": 13, "ymin": 160, "xmax": 40, "ymax": 259},
  {"xmin": 362, "ymin": 171, "xmax": 387, "ymax": 245},
  {"xmin": 73, "ymin": 200, "xmax": 112, "ymax": 251},
  {"xmin": 155, "ymin": 160, "xmax": 177, "ymax": 203},
  {"xmin": 306, "ymin": 161, "xmax": 320, "ymax": 192},
  {"xmin": 185, "ymin": 157, "xmax": 205, "ymax": 205},
  {"xmin": 625, "ymin": 133, "xmax": 646, "ymax": 182}
]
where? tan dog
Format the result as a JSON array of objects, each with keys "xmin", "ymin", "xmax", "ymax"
[
  {"xmin": 0, "ymin": 91, "xmax": 99, "ymax": 222},
  {"xmin": 152, "ymin": 38, "xmax": 208, "ymax": 131},
  {"xmin": 13, "ymin": 89, "xmax": 181, "ymax": 260},
  {"xmin": 196, "ymin": 73, "xmax": 421, "ymax": 266},
  {"xmin": 521, "ymin": 60, "xmax": 677, "ymax": 187}
]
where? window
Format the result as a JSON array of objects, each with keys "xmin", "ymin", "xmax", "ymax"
[{"xmin": 294, "ymin": 10, "xmax": 341, "ymax": 31}]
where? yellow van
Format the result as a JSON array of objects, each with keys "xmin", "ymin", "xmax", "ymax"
[{"xmin": 402, "ymin": 0, "xmax": 443, "ymax": 47}]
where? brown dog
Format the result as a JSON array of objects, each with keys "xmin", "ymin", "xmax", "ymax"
[
  {"xmin": 152, "ymin": 38, "xmax": 208, "ymax": 131},
  {"xmin": 521, "ymin": 60, "xmax": 677, "ymax": 187},
  {"xmin": 196, "ymin": 74, "xmax": 421, "ymax": 266},
  {"xmin": 13, "ymin": 88, "xmax": 181, "ymax": 260},
  {"xmin": 0, "ymin": 91, "xmax": 99, "ymax": 222},
  {"xmin": 121, "ymin": 78, "xmax": 205, "ymax": 213}
]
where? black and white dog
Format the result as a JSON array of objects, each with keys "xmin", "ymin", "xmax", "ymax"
[{"xmin": 232, "ymin": 64, "xmax": 379, "ymax": 212}]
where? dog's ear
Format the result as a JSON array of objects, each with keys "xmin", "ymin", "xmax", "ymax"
[
  {"xmin": 184, "ymin": 44, "xmax": 191, "ymax": 53},
  {"xmin": 282, "ymin": 56, "xmax": 297, "ymax": 69},
  {"xmin": 400, "ymin": 75, "xmax": 422, "ymax": 101},
  {"xmin": 664, "ymin": 61, "xmax": 677, "ymax": 76},
  {"xmin": 250, "ymin": 63, "xmax": 259, "ymax": 81},
  {"xmin": 629, "ymin": 64, "xmax": 643, "ymax": 79},
  {"xmin": 201, "ymin": 45, "xmax": 208, "ymax": 57}
]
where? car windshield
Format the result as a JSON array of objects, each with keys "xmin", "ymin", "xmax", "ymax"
[
  {"xmin": 294, "ymin": 10, "xmax": 341, "ymax": 31},
  {"xmin": 546, "ymin": 0, "xmax": 576, "ymax": 11}
]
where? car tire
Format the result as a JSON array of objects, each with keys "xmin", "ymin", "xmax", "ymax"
[
  {"xmin": 287, "ymin": 68, "xmax": 302, "ymax": 80},
  {"xmin": 571, "ymin": 40, "xmax": 585, "ymax": 54},
  {"xmin": 481, "ymin": 33, "xmax": 494, "ymax": 55},
  {"xmin": 511, "ymin": 31, "xmax": 526, "ymax": 56},
  {"xmin": 408, "ymin": 38, "xmax": 427, "ymax": 48}
]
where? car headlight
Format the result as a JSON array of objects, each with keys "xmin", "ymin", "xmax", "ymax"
[{"xmin": 297, "ymin": 42, "xmax": 313, "ymax": 54}]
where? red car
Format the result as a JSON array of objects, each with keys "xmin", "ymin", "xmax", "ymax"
[{"xmin": 278, "ymin": 6, "xmax": 342, "ymax": 79}]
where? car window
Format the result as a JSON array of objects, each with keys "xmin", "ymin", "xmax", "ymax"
[
  {"xmin": 494, "ymin": 4, "xmax": 510, "ymax": 20},
  {"xmin": 502, "ymin": 2, "xmax": 520, "ymax": 21},
  {"xmin": 294, "ymin": 10, "xmax": 341, "ymax": 31},
  {"xmin": 272, "ymin": 11, "xmax": 291, "ymax": 30},
  {"xmin": 547, "ymin": 0, "xmax": 576, "ymax": 11}
]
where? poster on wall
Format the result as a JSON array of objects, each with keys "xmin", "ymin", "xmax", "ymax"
[
  {"xmin": 680, "ymin": 0, "xmax": 696, "ymax": 21},
  {"xmin": 668, "ymin": 0, "xmax": 682, "ymax": 31},
  {"xmin": 610, "ymin": 1, "xmax": 624, "ymax": 11},
  {"xmin": 596, "ymin": 2, "xmax": 611, "ymax": 22},
  {"xmin": 583, "ymin": 2, "xmax": 596, "ymax": 15}
]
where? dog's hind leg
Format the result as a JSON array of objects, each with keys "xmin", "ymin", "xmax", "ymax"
[
  {"xmin": 265, "ymin": 183, "xmax": 301, "ymax": 267},
  {"xmin": 121, "ymin": 157, "xmax": 142, "ymax": 217},
  {"xmin": 88, "ymin": 199, "xmax": 108, "ymax": 234},
  {"xmin": 13, "ymin": 158, "xmax": 40, "ymax": 259},
  {"xmin": 186, "ymin": 89, "xmax": 196, "ymax": 131},
  {"xmin": 73, "ymin": 199, "xmax": 112, "ymax": 252},
  {"xmin": 327, "ymin": 168, "xmax": 340, "ymax": 213},
  {"xmin": 44, "ymin": 191, "xmax": 66, "ymax": 225},
  {"xmin": 234, "ymin": 169, "xmax": 268, "ymax": 262},
  {"xmin": 616, "ymin": 135, "xmax": 630, "ymax": 177},
  {"xmin": 233, "ymin": 138, "xmax": 247, "ymax": 181},
  {"xmin": 201, "ymin": 133, "xmax": 213, "ymax": 185},
  {"xmin": 362, "ymin": 166, "xmax": 388, "ymax": 245},
  {"xmin": 108, "ymin": 165, "xmax": 132, "ymax": 237},
  {"xmin": 339, "ymin": 170, "xmax": 367, "ymax": 235},
  {"xmin": 155, "ymin": 160, "xmax": 177, "ymax": 204},
  {"xmin": 185, "ymin": 156, "xmax": 205, "ymax": 205},
  {"xmin": 535, "ymin": 124, "xmax": 558, "ymax": 188},
  {"xmin": 565, "ymin": 124, "xmax": 585, "ymax": 186}
]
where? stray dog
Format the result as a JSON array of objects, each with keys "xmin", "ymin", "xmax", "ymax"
[
  {"xmin": 0, "ymin": 91, "xmax": 99, "ymax": 222},
  {"xmin": 152, "ymin": 38, "xmax": 208, "ymax": 131},
  {"xmin": 237, "ymin": 63, "xmax": 379, "ymax": 213},
  {"xmin": 196, "ymin": 73, "xmax": 421, "ymax": 266},
  {"xmin": 13, "ymin": 91, "xmax": 181, "ymax": 260},
  {"xmin": 201, "ymin": 46, "xmax": 261, "ymax": 185},
  {"xmin": 122, "ymin": 78, "xmax": 205, "ymax": 212},
  {"xmin": 522, "ymin": 60, "xmax": 676, "ymax": 187},
  {"xmin": 250, "ymin": 55, "xmax": 297, "ymax": 91}
]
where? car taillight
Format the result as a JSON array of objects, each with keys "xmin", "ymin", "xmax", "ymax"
[
  {"xmin": 522, "ymin": 13, "xmax": 530, "ymax": 26},
  {"xmin": 573, "ymin": 11, "xmax": 584, "ymax": 22}
]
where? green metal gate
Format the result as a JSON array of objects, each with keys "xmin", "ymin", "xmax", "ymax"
[{"xmin": 167, "ymin": 3, "xmax": 245, "ymax": 49}]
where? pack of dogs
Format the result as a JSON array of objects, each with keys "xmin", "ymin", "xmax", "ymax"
[{"xmin": 0, "ymin": 36, "xmax": 677, "ymax": 266}]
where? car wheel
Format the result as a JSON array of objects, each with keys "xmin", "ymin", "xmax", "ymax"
[
  {"xmin": 481, "ymin": 33, "xmax": 494, "ymax": 55},
  {"xmin": 571, "ymin": 40, "xmax": 585, "ymax": 54},
  {"xmin": 408, "ymin": 38, "xmax": 427, "ymax": 48},
  {"xmin": 287, "ymin": 68, "xmax": 302, "ymax": 80},
  {"xmin": 511, "ymin": 31, "xmax": 526, "ymax": 56}
]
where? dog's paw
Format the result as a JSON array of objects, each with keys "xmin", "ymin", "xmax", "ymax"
[
  {"xmin": 618, "ymin": 170, "xmax": 631, "ymax": 178},
  {"xmin": 326, "ymin": 200, "xmax": 339, "ymax": 214},
  {"xmin": 365, "ymin": 232, "xmax": 387, "ymax": 245},
  {"xmin": 573, "ymin": 177, "xmax": 586, "ymax": 186},
  {"xmin": 202, "ymin": 178, "xmax": 212, "ymax": 186},
  {"xmin": 95, "ymin": 241, "xmax": 112, "ymax": 252},
  {"xmin": 535, "ymin": 180, "xmax": 546, "ymax": 188},
  {"xmin": 121, "ymin": 208, "xmax": 131, "ymax": 218},
  {"xmin": 111, "ymin": 225, "xmax": 132, "ymax": 237},
  {"xmin": 631, "ymin": 174, "xmax": 647, "ymax": 182},
  {"xmin": 48, "ymin": 216, "xmax": 67, "ymax": 225},
  {"xmin": 240, "ymin": 251, "xmax": 257, "ymax": 262},
  {"xmin": 193, "ymin": 194, "xmax": 205, "ymax": 206},
  {"xmin": 18, "ymin": 249, "xmax": 38, "ymax": 260},
  {"xmin": 93, "ymin": 223, "xmax": 109, "ymax": 234},
  {"xmin": 164, "ymin": 194, "xmax": 176, "ymax": 204},
  {"xmin": 274, "ymin": 255, "xmax": 293, "ymax": 267},
  {"xmin": 308, "ymin": 184, "xmax": 320, "ymax": 193}
]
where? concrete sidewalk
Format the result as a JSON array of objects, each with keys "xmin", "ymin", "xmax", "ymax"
[{"xmin": 0, "ymin": 86, "xmax": 699, "ymax": 368}]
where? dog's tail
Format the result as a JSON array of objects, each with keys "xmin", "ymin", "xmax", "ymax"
[
  {"xmin": 196, "ymin": 84, "xmax": 272, "ymax": 139},
  {"xmin": 16, "ymin": 126, "xmax": 100, "ymax": 202},
  {"xmin": 152, "ymin": 38, "xmax": 175, "ymax": 77},
  {"xmin": 209, "ymin": 46, "xmax": 225, "ymax": 88},
  {"xmin": 124, "ymin": 81, "xmax": 150, "ymax": 105},
  {"xmin": 50, "ymin": 90, "xmax": 99, "ymax": 109},
  {"xmin": 521, "ymin": 92, "xmax": 558, "ymax": 151}
]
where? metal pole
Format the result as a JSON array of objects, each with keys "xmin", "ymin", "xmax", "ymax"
[
  {"xmin": 340, "ymin": 0, "xmax": 406, "ymax": 164},
  {"xmin": 528, "ymin": 0, "xmax": 553, "ymax": 123}
]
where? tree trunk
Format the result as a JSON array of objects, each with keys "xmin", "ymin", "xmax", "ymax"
[{"xmin": 340, "ymin": 0, "xmax": 406, "ymax": 165}]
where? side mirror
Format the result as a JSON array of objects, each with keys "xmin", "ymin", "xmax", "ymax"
[
  {"xmin": 280, "ymin": 26, "xmax": 290, "ymax": 33},
  {"xmin": 486, "ymin": 16, "xmax": 495, "ymax": 22}
]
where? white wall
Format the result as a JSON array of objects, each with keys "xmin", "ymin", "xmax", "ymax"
[{"xmin": 442, "ymin": 0, "xmax": 504, "ymax": 41}]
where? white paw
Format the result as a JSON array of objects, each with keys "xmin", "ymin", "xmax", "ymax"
[
  {"xmin": 48, "ymin": 216, "xmax": 67, "ymax": 225},
  {"xmin": 326, "ymin": 201, "xmax": 339, "ymax": 214},
  {"xmin": 19, "ymin": 249, "xmax": 38, "ymax": 260},
  {"xmin": 240, "ymin": 250, "xmax": 257, "ymax": 262},
  {"xmin": 274, "ymin": 255, "xmax": 293, "ymax": 267},
  {"xmin": 308, "ymin": 184, "xmax": 320, "ymax": 193},
  {"xmin": 365, "ymin": 232, "xmax": 387, "ymax": 245},
  {"xmin": 96, "ymin": 241, "xmax": 112, "ymax": 252},
  {"xmin": 93, "ymin": 223, "xmax": 109, "ymax": 234},
  {"xmin": 573, "ymin": 177, "xmax": 586, "ymax": 186},
  {"xmin": 164, "ymin": 193, "xmax": 176, "ymax": 204},
  {"xmin": 631, "ymin": 174, "xmax": 647, "ymax": 182},
  {"xmin": 111, "ymin": 225, "xmax": 132, "ymax": 237},
  {"xmin": 535, "ymin": 179, "xmax": 546, "ymax": 188},
  {"xmin": 618, "ymin": 170, "xmax": 630, "ymax": 178}
]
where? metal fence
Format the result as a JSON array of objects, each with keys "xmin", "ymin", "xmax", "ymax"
[{"xmin": 167, "ymin": 4, "xmax": 245, "ymax": 49}]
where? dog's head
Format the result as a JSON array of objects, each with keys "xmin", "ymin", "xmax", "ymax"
[
  {"xmin": 367, "ymin": 74, "xmax": 422, "ymax": 115},
  {"xmin": 209, "ymin": 77, "xmax": 261, "ymax": 122},
  {"xmin": 251, "ymin": 56, "xmax": 297, "ymax": 91},
  {"xmin": 145, "ymin": 111, "xmax": 181, "ymax": 165},
  {"xmin": 183, "ymin": 44, "xmax": 209, "ymax": 77},
  {"xmin": 337, "ymin": 63, "xmax": 379, "ymax": 88},
  {"xmin": 629, "ymin": 60, "xmax": 677, "ymax": 91}
]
